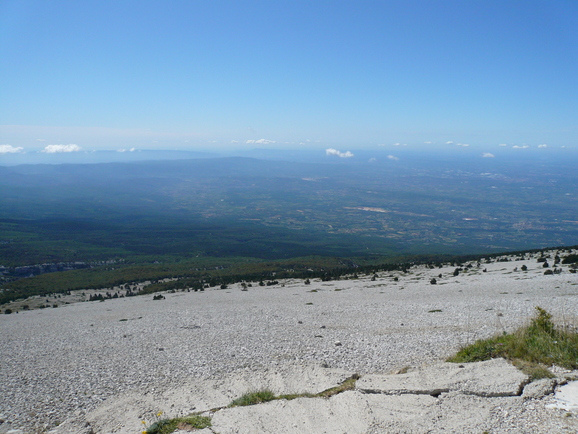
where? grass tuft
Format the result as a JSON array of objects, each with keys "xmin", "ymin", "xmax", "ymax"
[
  {"xmin": 228, "ymin": 389, "xmax": 277, "ymax": 407},
  {"xmin": 278, "ymin": 392, "xmax": 316, "ymax": 400},
  {"xmin": 448, "ymin": 307, "xmax": 578, "ymax": 379},
  {"xmin": 512, "ymin": 359, "xmax": 555, "ymax": 381},
  {"xmin": 145, "ymin": 415, "xmax": 211, "ymax": 434}
]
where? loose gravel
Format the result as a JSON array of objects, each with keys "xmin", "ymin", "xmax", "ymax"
[{"xmin": 1, "ymin": 253, "xmax": 577, "ymax": 433}]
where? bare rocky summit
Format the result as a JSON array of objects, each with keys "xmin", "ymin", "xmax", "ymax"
[{"xmin": 1, "ymin": 250, "xmax": 578, "ymax": 433}]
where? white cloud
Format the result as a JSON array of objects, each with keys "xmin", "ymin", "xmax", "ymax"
[
  {"xmin": 393, "ymin": 142, "xmax": 401, "ymax": 146},
  {"xmin": 512, "ymin": 145, "xmax": 529, "ymax": 149},
  {"xmin": 368, "ymin": 157, "xmax": 377, "ymax": 163},
  {"xmin": 387, "ymin": 155, "xmax": 399, "ymax": 161},
  {"xmin": 499, "ymin": 143, "xmax": 508, "ymax": 147},
  {"xmin": 482, "ymin": 153, "xmax": 495, "ymax": 158},
  {"xmin": 117, "ymin": 147, "xmax": 136, "ymax": 152},
  {"xmin": 246, "ymin": 139, "xmax": 276, "ymax": 145},
  {"xmin": 456, "ymin": 143, "xmax": 470, "ymax": 147},
  {"xmin": 538, "ymin": 144, "xmax": 548, "ymax": 148},
  {"xmin": 326, "ymin": 148, "xmax": 354, "ymax": 158},
  {"xmin": 36, "ymin": 138, "xmax": 46, "ymax": 142},
  {"xmin": 42, "ymin": 144, "xmax": 82, "ymax": 153},
  {"xmin": 446, "ymin": 141, "xmax": 454, "ymax": 145},
  {"xmin": 230, "ymin": 140, "xmax": 239, "ymax": 143},
  {"xmin": 424, "ymin": 141, "xmax": 432, "ymax": 144},
  {"xmin": 0, "ymin": 144, "xmax": 24, "ymax": 154}
]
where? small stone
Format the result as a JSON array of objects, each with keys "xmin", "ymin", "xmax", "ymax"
[
  {"xmin": 522, "ymin": 378, "xmax": 557, "ymax": 399},
  {"xmin": 335, "ymin": 341, "xmax": 342, "ymax": 346}
]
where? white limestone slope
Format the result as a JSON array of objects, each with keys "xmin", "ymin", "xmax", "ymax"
[{"xmin": 1, "ymin": 249, "xmax": 577, "ymax": 433}]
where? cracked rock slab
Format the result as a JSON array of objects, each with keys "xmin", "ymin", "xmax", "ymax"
[
  {"xmin": 66, "ymin": 365, "xmax": 352, "ymax": 434},
  {"xmin": 356, "ymin": 358, "xmax": 528, "ymax": 397},
  {"xmin": 210, "ymin": 390, "xmax": 437, "ymax": 434},
  {"xmin": 209, "ymin": 389, "xmax": 570, "ymax": 434}
]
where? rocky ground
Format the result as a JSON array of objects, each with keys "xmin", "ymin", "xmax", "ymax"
[{"xmin": 1, "ymin": 250, "xmax": 578, "ymax": 433}]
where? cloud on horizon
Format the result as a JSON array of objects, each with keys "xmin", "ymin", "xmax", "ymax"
[
  {"xmin": 482, "ymin": 153, "xmax": 495, "ymax": 158},
  {"xmin": 42, "ymin": 144, "xmax": 82, "ymax": 153},
  {"xmin": 512, "ymin": 145, "xmax": 529, "ymax": 149},
  {"xmin": 0, "ymin": 144, "xmax": 24, "ymax": 154},
  {"xmin": 117, "ymin": 147, "xmax": 136, "ymax": 152},
  {"xmin": 326, "ymin": 148, "xmax": 354, "ymax": 158},
  {"xmin": 387, "ymin": 155, "xmax": 399, "ymax": 161},
  {"xmin": 246, "ymin": 139, "xmax": 276, "ymax": 145},
  {"xmin": 538, "ymin": 144, "xmax": 548, "ymax": 148}
]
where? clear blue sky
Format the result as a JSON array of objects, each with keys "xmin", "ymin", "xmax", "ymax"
[{"xmin": 1, "ymin": 0, "xmax": 577, "ymax": 152}]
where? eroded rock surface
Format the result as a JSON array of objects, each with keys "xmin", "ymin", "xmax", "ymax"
[
  {"xmin": 50, "ymin": 360, "xmax": 578, "ymax": 434},
  {"xmin": 357, "ymin": 358, "xmax": 529, "ymax": 397}
]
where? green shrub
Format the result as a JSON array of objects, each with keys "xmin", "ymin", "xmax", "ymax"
[{"xmin": 562, "ymin": 254, "xmax": 578, "ymax": 264}]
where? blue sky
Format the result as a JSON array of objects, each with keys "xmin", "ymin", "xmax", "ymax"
[{"xmin": 1, "ymin": 0, "xmax": 577, "ymax": 154}]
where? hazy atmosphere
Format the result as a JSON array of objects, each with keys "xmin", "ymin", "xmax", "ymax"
[
  {"xmin": 3, "ymin": 3, "xmax": 578, "ymax": 434},
  {"xmin": 1, "ymin": 0, "xmax": 577, "ymax": 156}
]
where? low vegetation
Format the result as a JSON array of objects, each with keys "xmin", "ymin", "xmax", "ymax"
[
  {"xmin": 5, "ymin": 246, "xmax": 577, "ymax": 307},
  {"xmin": 143, "ymin": 375, "xmax": 360, "ymax": 434},
  {"xmin": 448, "ymin": 307, "xmax": 578, "ymax": 379},
  {"xmin": 316, "ymin": 374, "xmax": 360, "ymax": 397},
  {"xmin": 228, "ymin": 389, "xmax": 278, "ymax": 407},
  {"xmin": 229, "ymin": 374, "xmax": 361, "ymax": 408},
  {"xmin": 144, "ymin": 414, "xmax": 212, "ymax": 434}
]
